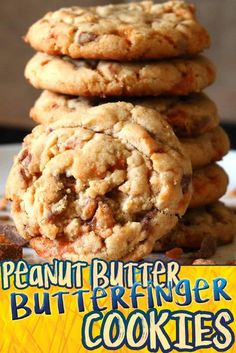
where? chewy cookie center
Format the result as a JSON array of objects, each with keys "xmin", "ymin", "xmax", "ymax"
[{"xmin": 20, "ymin": 129, "xmax": 160, "ymax": 241}]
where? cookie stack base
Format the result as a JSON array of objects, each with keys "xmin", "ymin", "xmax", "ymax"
[{"xmin": 154, "ymin": 202, "xmax": 236, "ymax": 252}]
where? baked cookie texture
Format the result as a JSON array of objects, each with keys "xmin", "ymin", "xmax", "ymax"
[
  {"xmin": 25, "ymin": 1, "xmax": 210, "ymax": 61},
  {"xmin": 25, "ymin": 53, "xmax": 215, "ymax": 97},
  {"xmin": 31, "ymin": 91, "xmax": 219, "ymax": 137},
  {"xmin": 30, "ymin": 94, "xmax": 228, "ymax": 169},
  {"xmin": 6, "ymin": 103, "xmax": 192, "ymax": 262},
  {"xmin": 154, "ymin": 202, "xmax": 236, "ymax": 251},
  {"xmin": 190, "ymin": 164, "xmax": 228, "ymax": 208},
  {"xmin": 181, "ymin": 127, "xmax": 230, "ymax": 169}
]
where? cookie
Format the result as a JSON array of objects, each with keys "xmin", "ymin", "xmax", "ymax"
[
  {"xmin": 6, "ymin": 102, "xmax": 192, "ymax": 262},
  {"xmin": 31, "ymin": 91, "xmax": 219, "ymax": 137},
  {"xmin": 190, "ymin": 164, "xmax": 228, "ymax": 208},
  {"xmin": 25, "ymin": 53, "xmax": 215, "ymax": 97},
  {"xmin": 31, "ymin": 93, "xmax": 226, "ymax": 169},
  {"xmin": 181, "ymin": 127, "xmax": 230, "ymax": 169},
  {"xmin": 25, "ymin": 1, "xmax": 210, "ymax": 61},
  {"xmin": 154, "ymin": 202, "xmax": 236, "ymax": 251}
]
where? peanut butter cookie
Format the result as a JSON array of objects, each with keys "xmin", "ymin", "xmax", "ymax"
[
  {"xmin": 25, "ymin": 1, "xmax": 210, "ymax": 61},
  {"xmin": 30, "ymin": 93, "xmax": 228, "ymax": 169},
  {"xmin": 25, "ymin": 53, "xmax": 215, "ymax": 97},
  {"xmin": 190, "ymin": 164, "xmax": 228, "ymax": 208},
  {"xmin": 181, "ymin": 127, "xmax": 230, "ymax": 169},
  {"xmin": 154, "ymin": 202, "xmax": 236, "ymax": 251},
  {"xmin": 6, "ymin": 102, "xmax": 192, "ymax": 262},
  {"xmin": 31, "ymin": 91, "xmax": 219, "ymax": 137}
]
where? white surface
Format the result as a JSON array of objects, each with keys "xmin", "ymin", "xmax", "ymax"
[
  {"xmin": 218, "ymin": 150, "xmax": 236, "ymax": 208},
  {"xmin": 1, "ymin": 144, "xmax": 236, "ymax": 264},
  {"xmin": 0, "ymin": 144, "xmax": 21, "ymax": 192}
]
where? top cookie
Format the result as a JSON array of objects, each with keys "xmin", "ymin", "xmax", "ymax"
[
  {"xmin": 25, "ymin": 1, "xmax": 210, "ymax": 61},
  {"xmin": 6, "ymin": 102, "xmax": 192, "ymax": 262}
]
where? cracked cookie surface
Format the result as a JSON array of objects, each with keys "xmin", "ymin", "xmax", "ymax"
[
  {"xmin": 30, "ymin": 93, "xmax": 228, "ymax": 169},
  {"xmin": 25, "ymin": 53, "xmax": 215, "ymax": 97},
  {"xmin": 25, "ymin": 1, "xmax": 210, "ymax": 61},
  {"xmin": 6, "ymin": 102, "xmax": 192, "ymax": 262},
  {"xmin": 31, "ymin": 91, "xmax": 219, "ymax": 137}
]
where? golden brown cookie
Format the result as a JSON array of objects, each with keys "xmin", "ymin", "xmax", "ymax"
[
  {"xmin": 25, "ymin": 1, "xmax": 210, "ymax": 61},
  {"xmin": 6, "ymin": 102, "xmax": 192, "ymax": 262},
  {"xmin": 190, "ymin": 164, "xmax": 228, "ymax": 208},
  {"xmin": 181, "ymin": 127, "xmax": 230, "ymax": 169},
  {"xmin": 31, "ymin": 91, "xmax": 219, "ymax": 137},
  {"xmin": 30, "ymin": 92, "xmax": 228, "ymax": 169},
  {"xmin": 25, "ymin": 53, "xmax": 215, "ymax": 97},
  {"xmin": 154, "ymin": 202, "xmax": 236, "ymax": 251}
]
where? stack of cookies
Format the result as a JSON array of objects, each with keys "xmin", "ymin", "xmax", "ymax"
[{"xmin": 6, "ymin": 1, "xmax": 236, "ymax": 262}]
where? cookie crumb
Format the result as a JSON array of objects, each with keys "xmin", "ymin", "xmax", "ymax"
[
  {"xmin": 227, "ymin": 188, "xmax": 236, "ymax": 198},
  {"xmin": 0, "ymin": 215, "xmax": 11, "ymax": 222},
  {"xmin": 226, "ymin": 260, "xmax": 236, "ymax": 265},
  {"xmin": 195, "ymin": 235, "xmax": 216, "ymax": 259},
  {"xmin": 165, "ymin": 247, "xmax": 183, "ymax": 259},
  {"xmin": 0, "ymin": 197, "xmax": 8, "ymax": 211},
  {"xmin": 193, "ymin": 258, "xmax": 216, "ymax": 265}
]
